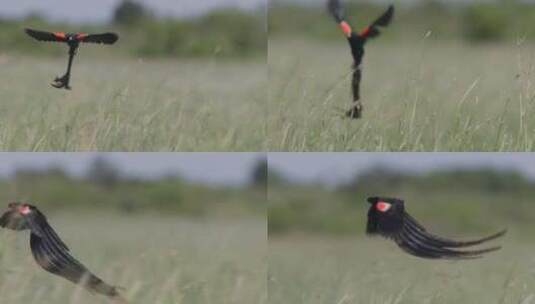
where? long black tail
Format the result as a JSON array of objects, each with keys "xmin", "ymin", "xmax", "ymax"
[{"xmin": 29, "ymin": 219, "xmax": 126, "ymax": 301}]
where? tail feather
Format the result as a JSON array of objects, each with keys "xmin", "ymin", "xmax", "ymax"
[{"xmin": 82, "ymin": 273, "xmax": 126, "ymax": 302}]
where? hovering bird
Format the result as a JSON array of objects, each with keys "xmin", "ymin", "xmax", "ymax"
[
  {"xmin": 328, "ymin": 1, "xmax": 394, "ymax": 119},
  {"xmin": 0, "ymin": 202, "xmax": 127, "ymax": 303},
  {"xmin": 24, "ymin": 28, "xmax": 119, "ymax": 90},
  {"xmin": 366, "ymin": 197, "xmax": 507, "ymax": 259}
]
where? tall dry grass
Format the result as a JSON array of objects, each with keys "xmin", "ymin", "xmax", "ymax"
[
  {"xmin": 0, "ymin": 215, "xmax": 266, "ymax": 304},
  {"xmin": 269, "ymin": 38, "xmax": 535, "ymax": 151}
]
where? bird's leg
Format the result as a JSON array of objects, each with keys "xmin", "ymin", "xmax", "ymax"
[{"xmin": 52, "ymin": 44, "xmax": 77, "ymax": 90}]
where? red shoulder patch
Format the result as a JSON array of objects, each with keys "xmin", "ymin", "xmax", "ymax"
[
  {"xmin": 339, "ymin": 21, "xmax": 352, "ymax": 37},
  {"xmin": 75, "ymin": 33, "xmax": 88, "ymax": 40},
  {"xmin": 54, "ymin": 32, "xmax": 66, "ymax": 40},
  {"xmin": 376, "ymin": 202, "xmax": 392, "ymax": 212},
  {"xmin": 359, "ymin": 26, "xmax": 371, "ymax": 37}
]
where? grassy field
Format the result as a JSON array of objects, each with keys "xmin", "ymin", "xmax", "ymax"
[
  {"xmin": 0, "ymin": 54, "xmax": 266, "ymax": 151},
  {"xmin": 0, "ymin": 214, "xmax": 266, "ymax": 304},
  {"xmin": 269, "ymin": 235, "xmax": 535, "ymax": 304},
  {"xmin": 268, "ymin": 38, "xmax": 535, "ymax": 151}
]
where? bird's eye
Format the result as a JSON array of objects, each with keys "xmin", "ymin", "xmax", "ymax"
[{"xmin": 376, "ymin": 202, "xmax": 392, "ymax": 212}]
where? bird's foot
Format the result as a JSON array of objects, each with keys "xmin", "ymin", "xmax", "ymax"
[
  {"xmin": 345, "ymin": 102, "xmax": 363, "ymax": 119},
  {"xmin": 51, "ymin": 75, "xmax": 71, "ymax": 90}
]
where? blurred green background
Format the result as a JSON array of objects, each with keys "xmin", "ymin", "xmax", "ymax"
[
  {"xmin": 0, "ymin": 153, "xmax": 266, "ymax": 304},
  {"xmin": 0, "ymin": 154, "xmax": 266, "ymax": 217},
  {"xmin": 268, "ymin": 154, "xmax": 535, "ymax": 304},
  {"xmin": 0, "ymin": 0, "xmax": 265, "ymax": 58},
  {"xmin": 0, "ymin": 1, "xmax": 267, "ymax": 151},
  {"xmin": 269, "ymin": 157, "xmax": 530, "ymax": 236},
  {"xmin": 268, "ymin": 1, "xmax": 535, "ymax": 152},
  {"xmin": 270, "ymin": 0, "xmax": 535, "ymax": 43}
]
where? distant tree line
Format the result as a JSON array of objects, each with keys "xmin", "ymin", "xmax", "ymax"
[
  {"xmin": 269, "ymin": 1, "xmax": 535, "ymax": 43},
  {"xmin": 0, "ymin": 156, "xmax": 266, "ymax": 217},
  {"xmin": 268, "ymin": 165, "xmax": 535, "ymax": 236},
  {"xmin": 0, "ymin": 0, "xmax": 265, "ymax": 58}
]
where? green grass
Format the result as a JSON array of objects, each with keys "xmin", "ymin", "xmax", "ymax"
[
  {"xmin": 269, "ymin": 235, "xmax": 534, "ymax": 304},
  {"xmin": 0, "ymin": 214, "xmax": 266, "ymax": 304},
  {"xmin": 0, "ymin": 55, "xmax": 266, "ymax": 151},
  {"xmin": 268, "ymin": 38, "xmax": 535, "ymax": 151}
]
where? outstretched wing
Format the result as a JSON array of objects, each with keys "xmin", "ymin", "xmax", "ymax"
[
  {"xmin": 372, "ymin": 4, "xmax": 394, "ymax": 27},
  {"xmin": 78, "ymin": 32, "xmax": 119, "ymax": 45},
  {"xmin": 0, "ymin": 210, "xmax": 29, "ymax": 231},
  {"xmin": 25, "ymin": 28, "xmax": 67, "ymax": 42},
  {"xmin": 359, "ymin": 5, "xmax": 394, "ymax": 39},
  {"xmin": 328, "ymin": 0, "xmax": 353, "ymax": 38},
  {"xmin": 327, "ymin": 0, "xmax": 345, "ymax": 23}
]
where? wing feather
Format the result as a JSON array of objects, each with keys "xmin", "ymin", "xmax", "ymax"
[
  {"xmin": 327, "ymin": 0, "xmax": 345, "ymax": 23},
  {"xmin": 79, "ymin": 33, "xmax": 119, "ymax": 44},
  {"xmin": 25, "ymin": 28, "xmax": 67, "ymax": 42}
]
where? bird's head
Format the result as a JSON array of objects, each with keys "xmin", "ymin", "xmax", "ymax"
[
  {"xmin": 367, "ymin": 197, "xmax": 404, "ymax": 215},
  {"xmin": 8, "ymin": 202, "xmax": 36, "ymax": 215},
  {"xmin": 366, "ymin": 197, "xmax": 405, "ymax": 235},
  {"xmin": 0, "ymin": 202, "xmax": 36, "ymax": 231}
]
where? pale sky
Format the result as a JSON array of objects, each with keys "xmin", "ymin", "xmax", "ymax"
[
  {"xmin": 276, "ymin": 0, "xmax": 524, "ymax": 6},
  {"xmin": 0, "ymin": 0, "xmax": 265, "ymax": 23},
  {"xmin": 0, "ymin": 153, "xmax": 264, "ymax": 186},
  {"xmin": 2, "ymin": 153, "xmax": 534, "ymax": 187},
  {"xmin": 269, "ymin": 153, "xmax": 535, "ymax": 186}
]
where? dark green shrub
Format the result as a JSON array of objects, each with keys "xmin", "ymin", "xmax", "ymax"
[
  {"xmin": 113, "ymin": 0, "xmax": 153, "ymax": 26},
  {"xmin": 463, "ymin": 4, "xmax": 509, "ymax": 42}
]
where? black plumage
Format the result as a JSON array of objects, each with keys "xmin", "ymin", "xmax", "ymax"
[
  {"xmin": 25, "ymin": 28, "xmax": 119, "ymax": 90},
  {"xmin": 366, "ymin": 197, "xmax": 506, "ymax": 259},
  {"xmin": 0, "ymin": 203, "xmax": 127, "ymax": 303},
  {"xmin": 328, "ymin": 1, "xmax": 394, "ymax": 119}
]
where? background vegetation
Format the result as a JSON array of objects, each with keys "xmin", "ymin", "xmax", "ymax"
[
  {"xmin": 0, "ymin": 155, "xmax": 266, "ymax": 304},
  {"xmin": 269, "ymin": 1, "xmax": 535, "ymax": 151},
  {"xmin": 0, "ymin": 0, "xmax": 265, "ymax": 58},
  {"xmin": 270, "ymin": 0, "xmax": 535, "ymax": 43},
  {"xmin": 0, "ymin": 155, "xmax": 266, "ymax": 217},
  {"xmin": 268, "ymin": 161, "xmax": 535, "ymax": 303},
  {"xmin": 269, "ymin": 165, "xmax": 532, "ymax": 235}
]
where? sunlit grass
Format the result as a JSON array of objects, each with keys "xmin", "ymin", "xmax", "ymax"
[
  {"xmin": 269, "ymin": 235, "xmax": 535, "ymax": 304},
  {"xmin": 0, "ymin": 55, "xmax": 266, "ymax": 151},
  {"xmin": 0, "ymin": 214, "xmax": 266, "ymax": 304},
  {"xmin": 268, "ymin": 38, "xmax": 535, "ymax": 151}
]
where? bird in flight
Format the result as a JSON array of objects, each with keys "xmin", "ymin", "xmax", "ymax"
[
  {"xmin": 0, "ymin": 202, "xmax": 127, "ymax": 303},
  {"xmin": 366, "ymin": 197, "xmax": 507, "ymax": 259},
  {"xmin": 24, "ymin": 28, "xmax": 119, "ymax": 90},
  {"xmin": 328, "ymin": 1, "xmax": 394, "ymax": 119}
]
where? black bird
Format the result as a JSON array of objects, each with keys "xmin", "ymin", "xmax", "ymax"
[
  {"xmin": 366, "ymin": 197, "xmax": 507, "ymax": 259},
  {"xmin": 25, "ymin": 28, "xmax": 119, "ymax": 90},
  {"xmin": 0, "ymin": 202, "xmax": 127, "ymax": 303},
  {"xmin": 328, "ymin": 1, "xmax": 394, "ymax": 119}
]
